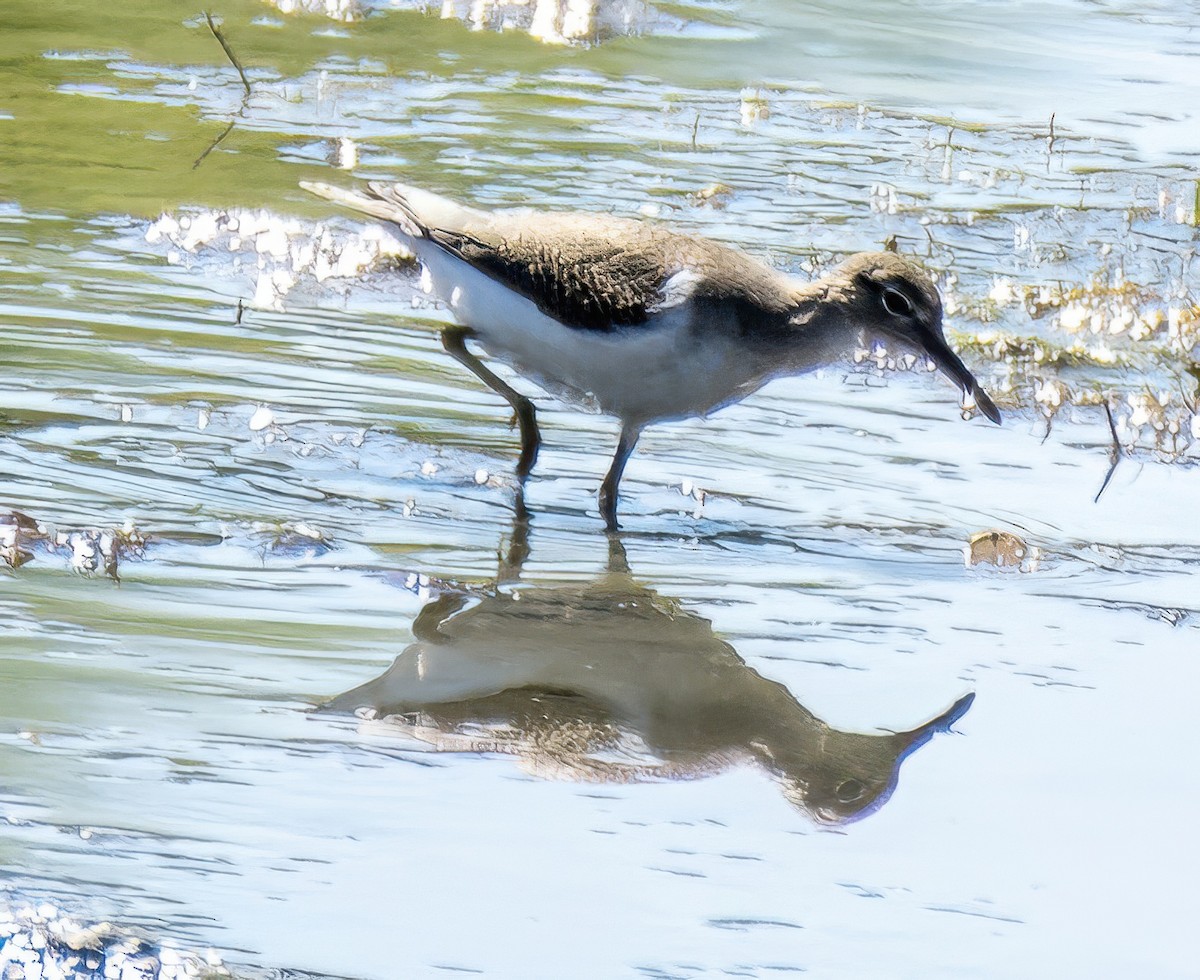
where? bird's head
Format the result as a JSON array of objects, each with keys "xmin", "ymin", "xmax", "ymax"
[{"xmin": 832, "ymin": 251, "xmax": 1001, "ymax": 424}]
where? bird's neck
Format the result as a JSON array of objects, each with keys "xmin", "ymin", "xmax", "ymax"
[{"xmin": 775, "ymin": 283, "xmax": 862, "ymax": 373}]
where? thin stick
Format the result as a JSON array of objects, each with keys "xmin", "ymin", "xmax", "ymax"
[
  {"xmin": 194, "ymin": 13, "xmax": 252, "ymax": 170},
  {"xmin": 205, "ymin": 11, "xmax": 251, "ymax": 96},
  {"xmin": 1094, "ymin": 401, "xmax": 1121, "ymax": 503},
  {"xmin": 192, "ymin": 117, "xmax": 235, "ymax": 170}
]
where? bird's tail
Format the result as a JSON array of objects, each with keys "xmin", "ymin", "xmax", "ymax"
[
  {"xmin": 300, "ymin": 180, "xmax": 425, "ymax": 237},
  {"xmin": 300, "ymin": 181, "xmax": 481, "ymax": 239}
]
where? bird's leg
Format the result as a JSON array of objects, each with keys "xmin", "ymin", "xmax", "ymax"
[
  {"xmin": 605, "ymin": 533, "xmax": 631, "ymax": 576},
  {"xmin": 441, "ymin": 326, "xmax": 541, "ymax": 482},
  {"xmin": 496, "ymin": 498, "xmax": 532, "ymax": 586},
  {"xmin": 599, "ymin": 424, "xmax": 641, "ymax": 531}
]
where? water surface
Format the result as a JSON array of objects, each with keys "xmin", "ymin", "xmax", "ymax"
[{"xmin": 1, "ymin": 1, "xmax": 1197, "ymax": 976}]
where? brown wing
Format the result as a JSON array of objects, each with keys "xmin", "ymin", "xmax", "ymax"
[
  {"xmin": 426, "ymin": 216, "xmax": 688, "ymax": 332},
  {"xmin": 355, "ymin": 182, "xmax": 801, "ymax": 334}
]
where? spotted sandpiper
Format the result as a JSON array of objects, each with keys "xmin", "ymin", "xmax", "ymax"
[{"xmin": 302, "ymin": 180, "xmax": 1001, "ymax": 529}]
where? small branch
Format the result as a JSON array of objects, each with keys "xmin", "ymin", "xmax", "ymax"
[
  {"xmin": 193, "ymin": 12, "xmax": 252, "ymax": 170},
  {"xmin": 191, "ymin": 117, "xmax": 235, "ymax": 170},
  {"xmin": 690, "ymin": 111, "xmax": 700, "ymax": 151},
  {"xmin": 1094, "ymin": 401, "xmax": 1122, "ymax": 503},
  {"xmin": 205, "ymin": 11, "xmax": 251, "ymax": 97}
]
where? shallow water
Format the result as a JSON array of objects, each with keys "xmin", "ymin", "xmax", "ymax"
[{"xmin": 1, "ymin": 1, "xmax": 1198, "ymax": 977}]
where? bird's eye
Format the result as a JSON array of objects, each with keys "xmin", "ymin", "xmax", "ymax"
[
  {"xmin": 835, "ymin": 778, "xmax": 866, "ymax": 803},
  {"xmin": 881, "ymin": 287, "xmax": 914, "ymax": 318}
]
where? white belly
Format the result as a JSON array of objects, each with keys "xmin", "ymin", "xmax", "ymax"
[{"xmin": 417, "ymin": 242, "xmax": 768, "ymax": 425}]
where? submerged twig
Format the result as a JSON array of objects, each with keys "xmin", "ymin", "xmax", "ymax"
[
  {"xmin": 193, "ymin": 12, "xmax": 252, "ymax": 170},
  {"xmin": 1094, "ymin": 401, "xmax": 1122, "ymax": 503},
  {"xmin": 1181, "ymin": 362, "xmax": 1200, "ymax": 413},
  {"xmin": 205, "ymin": 11, "xmax": 251, "ymax": 96},
  {"xmin": 940, "ymin": 124, "xmax": 954, "ymax": 182},
  {"xmin": 192, "ymin": 117, "xmax": 236, "ymax": 170},
  {"xmin": 690, "ymin": 110, "xmax": 700, "ymax": 151},
  {"xmin": 1045, "ymin": 111, "xmax": 1056, "ymax": 171}
]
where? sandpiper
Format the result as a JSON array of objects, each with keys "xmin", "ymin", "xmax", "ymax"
[{"xmin": 302, "ymin": 180, "xmax": 1001, "ymax": 528}]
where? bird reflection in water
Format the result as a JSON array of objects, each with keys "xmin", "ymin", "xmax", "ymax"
[{"xmin": 326, "ymin": 522, "xmax": 973, "ymax": 825}]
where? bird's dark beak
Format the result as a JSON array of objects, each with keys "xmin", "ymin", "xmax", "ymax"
[
  {"xmin": 898, "ymin": 692, "xmax": 975, "ymax": 749},
  {"xmin": 918, "ymin": 326, "xmax": 1002, "ymax": 425}
]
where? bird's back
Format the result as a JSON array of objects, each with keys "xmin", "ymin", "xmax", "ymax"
[{"xmin": 306, "ymin": 180, "xmax": 802, "ymax": 334}]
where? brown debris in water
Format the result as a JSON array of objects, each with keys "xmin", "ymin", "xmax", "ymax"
[
  {"xmin": 0, "ymin": 511, "xmax": 39, "ymax": 569},
  {"xmin": 0, "ymin": 899, "xmax": 229, "ymax": 979},
  {"xmin": 0, "ymin": 513, "xmax": 147, "ymax": 581},
  {"xmin": 965, "ymin": 529, "xmax": 1038, "ymax": 571},
  {"xmin": 690, "ymin": 182, "xmax": 733, "ymax": 208}
]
